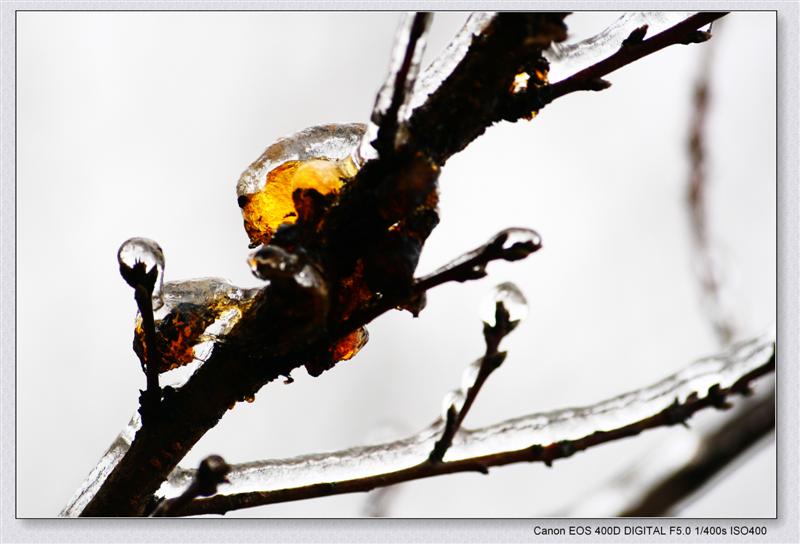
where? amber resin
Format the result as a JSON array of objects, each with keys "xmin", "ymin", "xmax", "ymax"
[
  {"xmin": 330, "ymin": 327, "xmax": 369, "ymax": 362},
  {"xmin": 134, "ymin": 279, "xmax": 258, "ymax": 372},
  {"xmin": 237, "ymin": 123, "xmax": 366, "ymax": 248},
  {"xmin": 239, "ymin": 156, "xmax": 359, "ymax": 247}
]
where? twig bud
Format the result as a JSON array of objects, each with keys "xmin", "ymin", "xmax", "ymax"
[
  {"xmin": 681, "ymin": 30, "xmax": 712, "ymax": 44},
  {"xmin": 621, "ymin": 24, "xmax": 649, "ymax": 47}
]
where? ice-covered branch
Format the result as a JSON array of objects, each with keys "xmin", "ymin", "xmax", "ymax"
[
  {"xmin": 543, "ymin": 12, "xmax": 727, "ymax": 104},
  {"xmin": 70, "ymin": 12, "xmax": 733, "ymax": 517},
  {"xmin": 557, "ymin": 28, "xmax": 764, "ymax": 517},
  {"xmin": 169, "ymin": 331, "xmax": 774, "ymax": 516},
  {"xmin": 367, "ymin": 12, "xmax": 432, "ymax": 157},
  {"xmin": 428, "ymin": 285, "xmax": 524, "ymax": 463},
  {"xmin": 405, "ymin": 12, "xmax": 726, "ymax": 166},
  {"xmin": 118, "ymin": 238, "xmax": 165, "ymax": 424},
  {"xmin": 550, "ymin": 379, "xmax": 774, "ymax": 517}
]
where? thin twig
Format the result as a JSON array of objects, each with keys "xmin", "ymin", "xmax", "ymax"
[
  {"xmin": 335, "ymin": 227, "xmax": 541, "ymax": 338},
  {"xmin": 543, "ymin": 13, "xmax": 727, "ymax": 104},
  {"xmin": 373, "ymin": 12, "xmax": 432, "ymax": 155},
  {"xmin": 428, "ymin": 302, "xmax": 515, "ymax": 463},
  {"xmin": 175, "ymin": 338, "xmax": 774, "ymax": 516},
  {"xmin": 119, "ymin": 260, "xmax": 162, "ymax": 424}
]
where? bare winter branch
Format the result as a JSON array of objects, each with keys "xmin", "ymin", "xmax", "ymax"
[
  {"xmin": 428, "ymin": 300, "xmax": 518, "ymax": 463},
  {"xmin": 169, "ymin": 333, "xmax": 773, "ymax": 516}
]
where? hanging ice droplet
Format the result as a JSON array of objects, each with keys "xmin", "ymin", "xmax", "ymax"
[
  {"xmin": 491, "ymin": 227, "xmax": 542, "ymax": 261},
  {"xmin": 117, "ymin": 237, "xmax": 165, "ymax": 310},
  {"xmin": 236, "ymin": 124, "xmax": 366, "ymax": 247},
  {"xmin": 441, "ymin": 389, "xmax": 466, "ymax": 419},
  {"xmin": 481, "ymin": 282, "xmax": 528, "ymax": 328}
]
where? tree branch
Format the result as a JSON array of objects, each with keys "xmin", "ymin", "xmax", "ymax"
[
  {"xmin": 118, "ymin": 241, "xmax": 164, "ymax": 425},
  {"xmin": 71, "ymin": 12, "xmax": 731, "ymax": 517},
  {"xmin": 428, "ymin": 299, "xmax": 518, "ymax": 463},
  {"xmin": 554, "ymin": 26, "xmax": 760, "ymax": 517},
  {"xmin": 335, "ymin": 227, "xmax": 541, "ymax": 336},
  {"xmin": 170, "ymin": 333, "xmax": 774, "ymax": 516}
]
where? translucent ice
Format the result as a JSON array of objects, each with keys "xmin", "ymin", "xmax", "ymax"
[
  {"xmin": 441, "ymin": 389, "xmax": 467, "ymax": 419},
  {"xmin": 491, "ymin": 227, "xmax": 542, "ymax": 261},
  {"xmin": 481, "ymin": 282, "xmax": 528, "ymax": 327},
  {"xmin": 118, "ymin": 237, "xmax": 166, "ymax": 309},
  {"xmin": 360, "ymin": 12, "xmax": 431, "ymax": 160},
  {"xmin": 407, "ymin": 12, "xmax": 496, "ymax": 114},
  {"xmin": 236, "ymin": 124, "xmax": 366, "ymax": 247},
  {"xmin": 139, "ymin": 277, "xmax": 260, "ymax": 372},
  {"xmin": 60, "ymin": 413, "xmax": 141, "ymax": 517},
  {"xmin": 545, "ymin": 12, "xmax": 696, "ymax": 81}
]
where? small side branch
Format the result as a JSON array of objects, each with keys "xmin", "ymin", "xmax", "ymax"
[
  {"xmin": 336, "ymin": 227, "xmax": 541, "ymax": 337},
  {"xmin": 372, "ymin": 12, "xmax": 432, "ymax": 155},
  {"xmin": 150, "ymin": 455, "xmax": 230, "ymax": 517},
  {"xmin": 428, "ymin": 301, "xmax": 517, "ymax": 463},
  {"xmin": 119, "ymin": 259, "xmax": 162, "ymax": 424}
]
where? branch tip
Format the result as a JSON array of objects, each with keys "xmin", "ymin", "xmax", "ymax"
[{"xmin": 585, "ymin": 78, "xmax": 613, "ymax": 92}]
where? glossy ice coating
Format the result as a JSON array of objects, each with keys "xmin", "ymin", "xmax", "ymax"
[
  {"xmin": 237, "ymin": 123, "xmax": 367, "ymax": 197},
  {"xmin": 481, "ymin": 282, "xmax": 529, "ymax": 327},
  {"xmin": 117, "ymin": 237, "xmax": 166, "ymax": 309}
]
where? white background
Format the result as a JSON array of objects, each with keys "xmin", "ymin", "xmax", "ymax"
[{"xmin": 17, "ymin": 11, "xmax": 776, "ymax": 517}]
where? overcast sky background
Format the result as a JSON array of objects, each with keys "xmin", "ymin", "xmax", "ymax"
[{"xmin": 17, "ymin": 11, "xmax": 776, "ymax": 517}]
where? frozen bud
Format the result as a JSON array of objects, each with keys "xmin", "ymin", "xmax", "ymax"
[
  {"xmin": 117, "ymin": 237, "xmax": 165, "ymax": 309},
  {"xmin": 491, "ymin": 228, "xmax": 542, "ymax": 261},
  {"xmin": 481, "ymin": 282, "xmax": 528, "ymax": 328},
  {"xmin": 441, "ymin": 390, "xmax": 466, "ymax": 420},
  {"xmin": 196, "ymin": 455, "xmax": 231, "ymax": 497}
]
